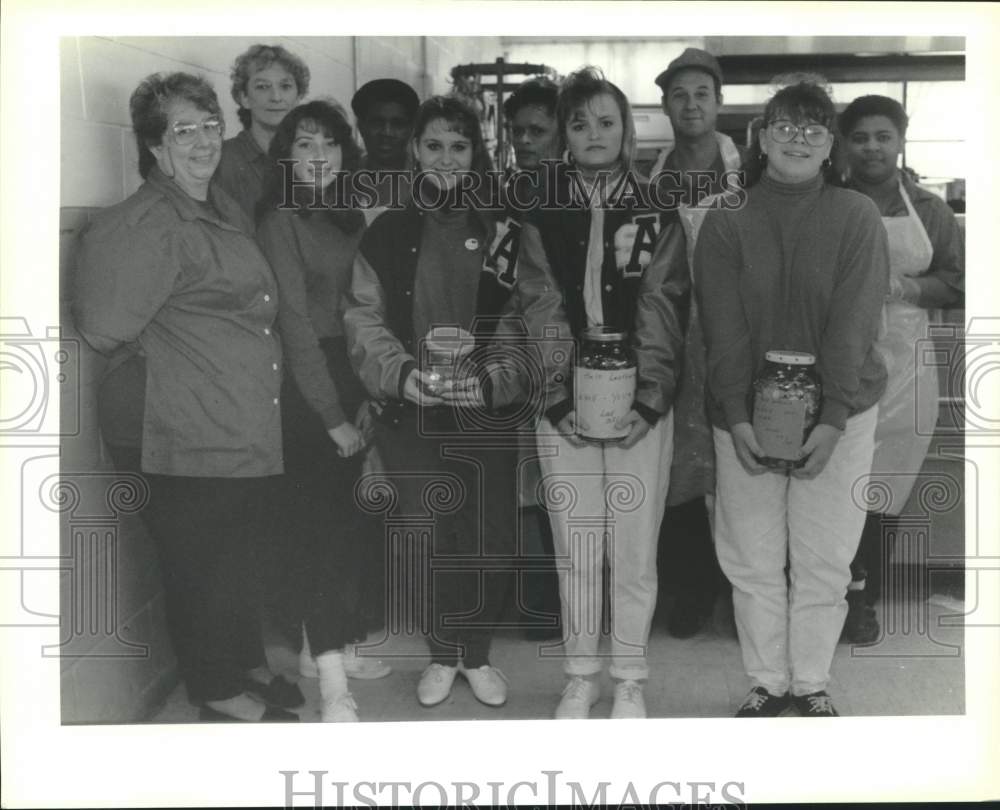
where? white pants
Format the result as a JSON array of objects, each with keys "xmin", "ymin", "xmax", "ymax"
[
  {"xmin": 537, "ymin": 412, "xmax": 673, "ymax": 680},
  {"xmin": 713, "ymin": 407, "xmax": 878, "ymax": 696}
]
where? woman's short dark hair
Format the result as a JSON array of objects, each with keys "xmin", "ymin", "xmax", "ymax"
[
  {"xmin": 412, "ymin": 95, "xmax": 494, "ymax": 179},
  {"xmin": 130, "ymin": 71, "xmax": 222, "ymax": 179},
  {"xmin": 503, "ymin": 76, "xmax": 559, "ymax": 120},
  {"xmin": 556, "ymin": 66, "xmax": 636, "ymax": 168},
  {"xmin": 839, "ymin": 94, "xmax": 909, "ymax": 139},
  {"xmin": 741, "ymin": 76, "xmax": 841, "ymax": 187},
  {"xmin": 230, "ymin": 44, "xmax": 310, "ymax": 130}
]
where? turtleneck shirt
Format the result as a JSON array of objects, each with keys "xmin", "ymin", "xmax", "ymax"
[{"xmin": 695, "ymin": 171, "xmax": 889, "ymax": 432}]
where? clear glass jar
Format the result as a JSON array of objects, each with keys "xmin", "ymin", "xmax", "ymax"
[
  {"xmin": 751, "ymin": 350, "xmax": 822, "ymax": 470},
  {"xmin": 575, "ymin": 326, "xmax": 637, "ymax": 441}
]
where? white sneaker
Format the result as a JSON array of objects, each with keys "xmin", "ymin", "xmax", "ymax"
[
  {"xmin": 610, "ymin": 679, "xmax": 646, "ymax": 719},
  {"xmin": 554, "ymin": 676, "xmax": 600, "ymax": 719},
  {"xmin": 417, "ymin": 663, "xmax": 458, "ymax": 707},
  {"xmin": 459, "ymin": 664, "xmax": 508, "ymax": 707},
  {"xmin": 302, "ymin": 642, "xmax": 392, "ymax": 680},
  {"xmin": 321, "ymin": 692, "xmax": 359, "ymax": 722},
  {"xmin": 343, "ymin": 645, "xmax": 392, "ymax": 680}
]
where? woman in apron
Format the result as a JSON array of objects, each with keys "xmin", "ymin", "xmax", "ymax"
[{"xmin": 839, "ymin": 95, "xmax": 965, "ymax": 644}]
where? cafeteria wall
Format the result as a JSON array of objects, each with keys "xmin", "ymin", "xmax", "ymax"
[
  {"xmin": 58, "ymin": 35, "xmax": 499, "ymax": 723},
  {"xmin": 61, "ymin": 36, "xmax": 497, "ymax": 207}
]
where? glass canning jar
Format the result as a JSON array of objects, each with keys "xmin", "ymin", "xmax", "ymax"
[
  {"xmin": 575, "ymin": 326, "xmax": 637, "ymax": 441},
  {"xmin": 751, "ymin": 350, "xmax": 822, "ymax": 470}
]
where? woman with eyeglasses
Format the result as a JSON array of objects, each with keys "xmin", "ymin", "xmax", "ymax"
[
  {"xmin": 695, "ymin": 79, "xmax": 890, "ymax": 717},
  {"xmin": 74, "ymin": 72, "xmax": 298, "ymax": 723},
  {"xmin": 837, "ymin": 95, "xmax": 964, "ymax": 644}
]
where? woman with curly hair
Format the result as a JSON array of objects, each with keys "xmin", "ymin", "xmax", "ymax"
[
  {"xmin": 255, "ymin": 99, "xmax": 392, "ymax": 721},
  {"xmin": 215, "ymin": 43, "xmax": 310, "ymax": 220},
  {"xmin": 344, "ymin": 95, "xmax": 527, "ymax": 711}
]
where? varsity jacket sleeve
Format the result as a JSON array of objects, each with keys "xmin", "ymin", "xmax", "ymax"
[
  {"xmin": 694, "ymin": 209, "xmax": 755, "ymax": 427},
  {"xmin": 631, "ymin": 215, "xmax": 690, "ymax": 423},
  {"xmin": 256, "ymin": 212, "xmax": 346, "ymax": 429},
  {"xmin": 514, "ymin": 219, "xmax": 576, "ymax": 425},
  {"xmin": 818, "ymin": 196, "xmax": 890, "ymax": 429},
  {"xmin": 342, "ymin": 249, "xmax": 417, "ymax": 401}
]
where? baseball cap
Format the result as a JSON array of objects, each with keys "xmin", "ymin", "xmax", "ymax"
[
  {"xmin": 655, "ymin": 48, "xmax": 723, "ymax": 94},
  {"xmin": 351, "ymin": 78, "xmax": 420, "ymax": 119}
]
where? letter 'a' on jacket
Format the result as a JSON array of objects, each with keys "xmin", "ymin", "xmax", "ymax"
[{"xmin": 515, "ymin": 171, "xmax": 691, "ymax": 427}]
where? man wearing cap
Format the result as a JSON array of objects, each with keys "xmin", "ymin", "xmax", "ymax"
[
  {"xmin": 351, "ymin": 78, "xmax": 420, "ymax": 216},
  {"xmin": 652, "ymin": 47, "xmax": 744, "ymax": 640}
]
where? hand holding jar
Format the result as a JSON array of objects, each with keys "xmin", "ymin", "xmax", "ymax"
[{"xmin": 751, "ymin": 350, "xmax": 822, "ymax": 472}]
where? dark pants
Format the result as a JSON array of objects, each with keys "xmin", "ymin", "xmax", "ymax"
[
  {"xmin": 142, "ymin": 474, "xmax": 277, "ymax": 703},
  {"xmin": 850, "ymin": 511, "xmax": 897, "ymax": 606},
  {"xmin": 273, "ymin": 338, "xmax": 379, "ymax": 654},
  {"xmin": 657, "ymin": 495, "xmax": 725, "ymax": 610},
  {"xmin": 375, "ymin": 408, "xmax": 518, "ymax": 668},
  {"xmin": 518, "ymin": 505, "xmax": 562, "ymax": 626}
]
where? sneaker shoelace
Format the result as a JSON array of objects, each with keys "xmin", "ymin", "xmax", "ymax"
[
  {"xmin": 805, "ymin": 694, "xmax": 835, "ymax": 714},
  {"xmin": 562, "ymin": 677, "xmax": 592, "ymax": 701},
  {"xmin": 617, "ymin": 682, "xmax": 643, "ymax": 703}
]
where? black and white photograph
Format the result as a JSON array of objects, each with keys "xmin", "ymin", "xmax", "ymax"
[{"xmin": 2, "ymin": 2, "xmax": 999, "ymax": 807}]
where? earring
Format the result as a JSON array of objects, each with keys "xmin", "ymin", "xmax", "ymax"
[{"xmin": 821, "ymin": 158, "xmax": 831, "ymax": 170}]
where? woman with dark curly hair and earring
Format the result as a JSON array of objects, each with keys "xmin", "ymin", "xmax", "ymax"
[
  {"xmin": 215, "ymin": 43, "xmax": 310, "ymax": 221},
  {"xmin": 696, "ymin": 78, "xmax": 890, "ymax": 717},
  {"xmin": 255, "ymin": 99, "xmax": 392, "ymax": 722},
  {"xmin": 344, "ymin": 95, "xmax": 527, "ymax": 711}
]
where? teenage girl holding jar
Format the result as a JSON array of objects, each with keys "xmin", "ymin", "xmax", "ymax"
[
  {"xmin": 696, "ymin": 79, "xmax": 890, "ymax": 717},
  {"xmin": 517, "ymin": 66, "xmax": 690, "ymax": 720},
  {"xmin": 344, "ymin": 95, "xmax": 527, "ymax": 711}
]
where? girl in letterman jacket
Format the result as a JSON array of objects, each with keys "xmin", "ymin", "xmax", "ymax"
[{"xmin": 515, "ymin": 67, "xmax": 690, "ymax": 719}]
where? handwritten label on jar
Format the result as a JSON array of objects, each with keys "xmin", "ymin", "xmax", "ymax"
[
  {"xmin": 753, "ymin": 392, "xmax": 806, "ymax": 461},
  {"xmin": 575, "ymin": 366, "xmax": 636, "ymax": 440}
]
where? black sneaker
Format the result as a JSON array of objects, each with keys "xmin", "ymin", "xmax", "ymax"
[
  {"xmin": 735, "ymin": 686, "xmax": 791, "ymax": 717},
  {"xmin": 793, "ymin": 691, "xmax": 840, "ymax": 717},
  {"xmin": 840, "ymin": 590, "xmax": 880, "ymax": 646}
]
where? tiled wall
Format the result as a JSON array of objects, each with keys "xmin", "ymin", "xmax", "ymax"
[{"xmin": 59, "ymin": 35, "xmax": 500, "ymax": 723}]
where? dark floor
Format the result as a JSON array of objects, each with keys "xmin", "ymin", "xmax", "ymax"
[{"xmin": 148, "ymin": 583, "xmax": 965, "ymax": 723}]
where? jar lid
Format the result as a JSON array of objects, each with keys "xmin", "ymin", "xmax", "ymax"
[
  {"xmin": 582, "ymin": 326, "xmax": 626, "ymax": 343},
  {"xmin": 765, "ymin": 350, "xmax": 816, "ymax": 365}
]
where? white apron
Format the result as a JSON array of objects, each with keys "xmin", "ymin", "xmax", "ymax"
[{"xmin": 869, "ymin": 178, "xmax": 938, "ymax": 515}]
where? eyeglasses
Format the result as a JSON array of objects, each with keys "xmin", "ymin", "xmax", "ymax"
[
  {"xmin": 170, "ymin": 117, "xmax": 224, "ymax": 146},
  {"xmin": 768, "ymin": 120, "xmax": 830, "ymax": 147}
]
